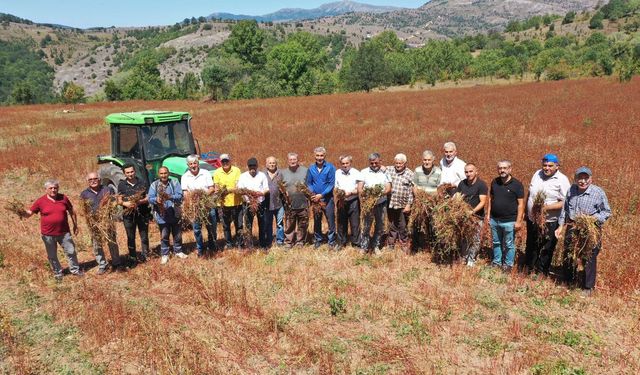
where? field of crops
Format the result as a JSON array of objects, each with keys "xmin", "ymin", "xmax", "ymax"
[{"xmin": 0, "ymin": 77, "xmax": 639, "ymax": 373}]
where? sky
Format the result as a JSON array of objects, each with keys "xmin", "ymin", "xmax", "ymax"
[{"xmin": 1, "ymin": 0, "xmax": 428, "ymax": 29}]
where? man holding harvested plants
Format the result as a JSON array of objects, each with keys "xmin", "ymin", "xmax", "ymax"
[
  {"xmin": 80, "ymin": 172, "xmax": 122, "ymax": 273},
  {"xmin": 439, "ymin": 142, "xmax": 466, "ymax": 195},
  {"xmin": 181, "ymin": 154, "xmax": 215, "ymax": 257},
  {"xmin": 213, "ymin": 153, "xmax": 243, "ymax": 249},
  {"xmin": 334, "ymin": 155, "xmax": 363, "ymax": 249},
  {"xmin": 455, "ymin": 163, "xmax": 488, "ymax": 266},
  {"xmin": 118, "ymin": 164, "xmax": 151, "ymax": 264},
  {"xmin": 487, "ymin": 160, "xmax": 525, "ymax": 272},
  {"xmin": 359, "ymin": 153, "xmax": 391, "ymax": 253},
  {"xmin": 306, "ymin": 147, "xmax": 337, "ymax": 249},
  {"xmin": 263, "ymin": 156, "xmax": 285, "ymax": 247},
  {"xmin": 525, "ymin": 154, "xmax": 570, "ymax": 275},
  {"xmin": 23, "ymin": 179, "xmax": 82, "ymax": 280},
  {"xmin": 385, "ymin": 153, "xmax": 415, "ymax": 251},
  {"xmin": 236, "ymin": 157, "xmax": 270, "ymax": 248},
  {"xmin": 555, "ymin": 167, "xmax": 611, "ymax": 296},
  {"xmin": 281, "ymin": 152, "xmax": 309, "ymax": 248},
  {"xmin": 149, "ymin": 166, "xmax": 186, "ymax": 264}
]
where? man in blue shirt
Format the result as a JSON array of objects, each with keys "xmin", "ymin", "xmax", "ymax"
[
  {"xmin": 149, "ymin": 166, "xmax": 187, "ymax": 264},
  {"xmin": 306, "ymin": 146, "xmax": 337, "ymax": 248},
  {"xmin": 555, "ymin": 166, "xmax": 611, "ymax": 296}
]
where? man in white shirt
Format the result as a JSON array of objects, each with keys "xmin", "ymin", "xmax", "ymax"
[
  {"xmin": 524, "ymin": 153, "xmax": 571, "ymax": 275},
  {"xmin": 359, "ymin": 152, "xmax": 391, "ymax": 253},
  {"xmin": 236, "ymin": 157, "xmax": 270, "ymax": 248},
  {"xmin": 335, "ymin": 155, "xmax": 363, "ymax": 249},
  {"xmin": 439, "ymin": 141, "xmax": 466, "ymax": 195},
  {"xmin": 181, "ymin": 154, "xmax": 215, "ymax": 257}
]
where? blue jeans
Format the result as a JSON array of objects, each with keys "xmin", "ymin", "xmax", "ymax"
[
  {"xmin": 314, "ymin": 197, "xmax": 336, "ymax": 245},
  {"xmin": 193, "ymin": 208, "xmax": 217, "ymax": 255},
  {"xmin": 490, "ymin": 218, "xmax": 516, "ymax": 267},
  {"xmin": 264, "ymin": 206, "xmax": 285, "ymax": 246}
]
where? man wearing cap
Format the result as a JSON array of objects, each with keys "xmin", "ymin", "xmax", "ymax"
[
  {"xmin": 487, "ymin": 160, "xmax": 525, "ymax": 272},
  {"xmin": 524, "ymin": 154, "xmax": 571, "ymax": 275},
  {"xmin": 237, "ymin": 157, "xmax": 270, "ymax": 248},
  {"xmin": 213, "ymin": 153, "xmax": 243, "ymax": 249},
  {"xmin": 555, "ymin": 167, "xmax": 611, "ymax": 296},
  {"xmin": 306, "ymin": 146, "xmax": 337, "ymax": 248},
  {"xmin": 439, "ymin": 141, "xmax": 466, "ymax": 196},
  {"xmin": 281, "ymin": 152, "xmax": 309, "ymax": 248},
  {"xmin": 263, "ymin": 156, "xmax": 285, "ymax": 247},
  {"xmin": 181, "ymin": 154, "xmax": 215, "ymax": 257}
]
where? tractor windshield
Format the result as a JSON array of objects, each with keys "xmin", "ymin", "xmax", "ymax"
[{"xmin": 140, "ymin": 121, "xmax": 195, "ymax": 160}]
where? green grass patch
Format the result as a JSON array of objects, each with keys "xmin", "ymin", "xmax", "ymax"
[
  {"xmin": 476, "ymin": 292, "xmax": 502, "ymax": 310},
  {"xmin": 530, "ymin": 359, "xmax": 586, "ymax": 375},
  {"xmin": 392, "ymin": 308, "xmax": 431, "ymax": 344}
]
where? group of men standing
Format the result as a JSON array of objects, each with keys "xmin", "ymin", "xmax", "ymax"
[{"xmin": 23, "ymin": 142, "xmax": 611, "ymax": 295}]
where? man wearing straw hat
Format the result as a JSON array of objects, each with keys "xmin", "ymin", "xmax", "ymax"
[
  {"xmin": 555, "ymin": 166, "xmax": 611, "ymax": 297},
  {"xmin": 80, "ymin": 172, "xmax": 122, "ymax": 274}
]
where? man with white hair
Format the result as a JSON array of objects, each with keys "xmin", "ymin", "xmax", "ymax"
[
  {"xmin": 385, "ymin": 153, "xmax": 415, "ymax": 251},
  {"xmin": 334, "ymin": 155, "xmax": 363, "ymax": 249},
  {"xmin": 439, "ymin": 142, "xmax": 466, "ymax": 195},
  {"xmin": 306, "ymin": 146, "xmax": 337, "ymax": 248},
  {"xmin": 413, "ymin": 150, "xmax": 441, "ymax": 195},
  {"xmin": 181, "ymin": 154, "xmax": 215, "ymax": 257},
  {"xmin": 281, "ymin": 152, "xmax": 309, "ymax": 248},
  {"xmin": 23, "ymin": 179, "xmax": 83, "ymax": 280}
]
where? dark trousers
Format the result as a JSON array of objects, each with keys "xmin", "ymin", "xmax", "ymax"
[
  {"xmin": 337, "ymin": 198, "xmax": 360, "ymax": 246},
  {"xmin": 284, "ymin": 208, "xmax": 309, "ymax": 246},
  {"xmin": 123, "ymin": 214, "xmax": 149, "ymax": 258},
  {"xmin": 158, "ymin": 223, "xmax": 182, "ymax": 256},
  {"xmin": 313, "ymin": 197, "xmax": 336, "ymax": 245},
  {"xmin": 525, "ymin": 219, "xmax": 560, "ymax": 274},
  {"xmin": 221, "ymin": 205, "xmax": 243, "ymax": 248},
  {"xmin": 360, "ymin": 202, "xmax": 386, "ymax": 250},
  {"xmin": 387, "ymin": 207, "xmax": 409, "ymax": 245},
  {"xmin": 243, "ymin": 201, "xmax": 267, "ymax": 248},
  {"xmin": 562, "ymin": 226, "xmax": 601, "ymax": 290}
]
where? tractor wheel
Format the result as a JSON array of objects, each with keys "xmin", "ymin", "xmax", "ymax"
[{"xmin": 99, "ymin": 164, "xmax": 124, "ymax": 193}]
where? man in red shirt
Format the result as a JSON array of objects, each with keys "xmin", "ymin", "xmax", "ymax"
[{"xmin": 24, "ymin": 179, "xmax": 83, "ymax": 280}]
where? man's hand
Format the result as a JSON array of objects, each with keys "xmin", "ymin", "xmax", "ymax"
[
  {"xmin": 72, "ymin": 223, "xmax": 79, "ymax": 236},
  {"xmin": 515, "ymin": 220, "xmax": 523, "ymax": 231},
  {"xmin": 555, "ymin": 226, "xmax": 563, "ymax": 239},
  {"xmin": 403, "ymin": 204, "xmax": 411, "ymax": 213},
  {"xmin": 312, "ymin": 194, "xmax": 322, "ymax": 202}
]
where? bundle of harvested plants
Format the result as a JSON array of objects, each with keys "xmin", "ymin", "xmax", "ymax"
[
  {"xmin": 569, "ymin": 214, "xmax": 600, "ymax": 271},
  {"xmin": 212, "ymin": 184, "xmax": 229, "ymax": 207},
  {"xmin": 334, "ymin": 188, "xmax": 346, "ymax": 210},
  {"xmin": 530, "ymin": 191, "xmax": 547, "ymax": 235},
  {"xmin": 155, "ymin": 183, "xmax": 171, "ymax": 217},
  {"xmin": 181, "ymin": 189, "xmax": 215, "ymax": 227},
  {"xmin": 408, "ymin": 189, "xmax": 442, "ymax": 234},
  {"xmin": 277, "ymin": 180, "xmax": 291, "ymax": 219},
  {"xmin": 81, "ymin": 194, "xmax": 118, "ymax": 244},
  {"xmin": 296, "ymin": 181, "xmax": 326, "ymax": 216},
  {"xmin": 359, "ymin": 185, "xmax": 385, "ymax": 226},
  {"xmin": 431, "ymin": 193, "xmax": 479, "ymax": 261},
  {"xmin": 4, "ymin": 198, "xmax": 28, "ymax": 219},
  {"xmin": 122, "ymin": 191, "xmax": 145, "ymax": 216},
  {"xmin": 235, "ymin": 188, "xmax": 262, "ymax": 214}
]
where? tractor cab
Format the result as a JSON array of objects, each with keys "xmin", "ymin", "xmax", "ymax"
[{"xmin": 98, "ymin": 111, "xmax": 214, "ymax": 191}]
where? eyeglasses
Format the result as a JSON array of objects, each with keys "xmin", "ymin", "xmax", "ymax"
[{"xmin": 88, "ymin": 178, "xmax": 99, "ymax": 181}]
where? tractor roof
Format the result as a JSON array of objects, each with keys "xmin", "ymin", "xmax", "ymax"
[{"xmin": 105, "ymin": 110, "xmax": 190, "ymax": 125}]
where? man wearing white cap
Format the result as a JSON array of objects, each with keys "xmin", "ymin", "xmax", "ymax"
[{"xmin": 213, "ymin": 153, "xmax": 243, "ymax": 249}]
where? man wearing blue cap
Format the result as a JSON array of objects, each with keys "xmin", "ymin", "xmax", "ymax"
[
  {"xmin": 555, "ymin": 166, "xmax": 611, "ymax": 296},
  {"xmin": 524, "ymin": 154, "xmax": 571, "ymax": 275}
]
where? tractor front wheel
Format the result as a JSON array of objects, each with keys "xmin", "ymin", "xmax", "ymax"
[{"xmin": 99, "ymin": 164, "xmax": 124, "ymax": 193}]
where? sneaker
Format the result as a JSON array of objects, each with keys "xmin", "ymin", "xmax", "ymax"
[
  {"xmin": 97, "ymin": 268, "xmax": 108, "ymax": 275},
  {"xmin": 466, "ymin": 259, "xmax": 475, "ymax": 267},
  {"xmin": 54, "ymin": 274, "xmax": 63, "ymax": 281},
  {"xmin": 160, "ymin": 255, "xmax": 169, "ymax": 265},
  {"xmin": 71, "ymin": 270, "xmax": 84, "ymax": 277},
  {"xmin": 373, "ymin": 247, "xmax": 383, "ymax": 256},
  {"xmin": 502, "ymin": 265, "xmax": 513, "ymax": 273},
  {"xmin": 580, "ymin": 289, "xmax": 593, "ymax": 298},
  {"xmin": 175, "ymin": 252, "xmax": 188, "ymax": 259},
  {"xmin": 314, "ymin": 242, "xmax": 322, "ymax": 249}
]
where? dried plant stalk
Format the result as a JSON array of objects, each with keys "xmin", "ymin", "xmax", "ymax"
[
  {"xmin": 155, "ymin": 183, "xmax": 171, "ymax": 217},
  {"xmin": 81, "ymin": 194, "xmax": 117, "ymax": 244},
  {"xmin": 334, "ymin": 188, "xmax": 346, "ymax": 210},
  {"xmin": 359, "ymin": 185, "xmax": 385, "ymax": 227},
  {"xmin": 235, "ymin": 188, "xmax": 262, "ymax": 214},
  {"xmin": 4, "ymin": 198, "xmax": 28, "ymax": 220},
  {"xmin": 569, "ymin": 214, "xmax": 600, "ymax": 272},
  {"xmin": 181, "ymin": 189, "xmax": 215, "ymax": 227},
  {"xmin": 277, "ymin": 180, "xmax": 291, "ymax": 220},
  {"xmin": 408, "ymin": 190, "xmax": 442, "ymax": 233},
  {"xmin": 296, "ymin": 181, "xmax": 325, "ymax": 216},
  {"xmin": 212, "ymin": 185, "xmax": 229, "ymax": 207},
  {"xmin": 431, "ymin": 193, "xmax": 479, "ymax": 261},
  {"xmin": 531, "ymin": 191, "xmax": 547, "ymax": 235},
  {"xmin": 122, "ymin": 191, "xmax": 145, "ymax": 216}
]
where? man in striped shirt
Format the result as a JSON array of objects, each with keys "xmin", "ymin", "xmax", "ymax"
[{"xmin": 555, "ymin": 166, "xmax": 611, "ymax": 296}]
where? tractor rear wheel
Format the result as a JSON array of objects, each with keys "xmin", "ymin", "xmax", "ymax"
[{"xmin": 99, "ymin": 164, "xmax": 125, "ymax": 193}]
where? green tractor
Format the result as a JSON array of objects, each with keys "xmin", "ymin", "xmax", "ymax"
[{"xmin": 98, "ymin": 110, "xmax": 217, "ymax": 191}]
